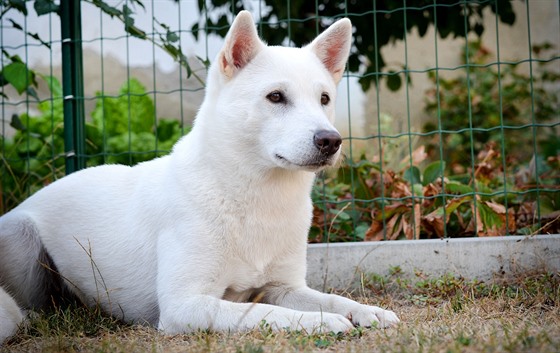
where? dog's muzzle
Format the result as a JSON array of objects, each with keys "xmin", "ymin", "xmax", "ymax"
[{"xmin": 274, "ymin": 129, "xmax": 342, "ymax": 170}]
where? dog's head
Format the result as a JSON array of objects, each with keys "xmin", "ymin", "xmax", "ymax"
[{"xmin": 203, "ymin": 11, "xmax": 352, "ymax": 172}]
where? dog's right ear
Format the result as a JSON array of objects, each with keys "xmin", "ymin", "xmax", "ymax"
[{"xmin": 219, "ymin": 11, "xmax": 264, "ymax": 79}]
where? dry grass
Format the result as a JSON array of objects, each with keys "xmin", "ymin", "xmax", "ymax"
[{"xmin": 2, "ymin": 271, "xmax": 559, "ymax": 353}]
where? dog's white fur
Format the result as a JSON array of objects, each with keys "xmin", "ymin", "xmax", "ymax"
[{"xmin": 0, "ymin": 11, "xmax": 398, "ymax": 343}]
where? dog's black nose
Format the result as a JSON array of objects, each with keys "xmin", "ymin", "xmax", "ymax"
[{"xmin": 314, "ymin": 130, "xmax": 342, "ymax": 156}]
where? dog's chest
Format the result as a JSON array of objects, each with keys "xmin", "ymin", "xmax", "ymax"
[{"xmin": 220, "ymin": 258, "xmax": 269, "ymax": 302}]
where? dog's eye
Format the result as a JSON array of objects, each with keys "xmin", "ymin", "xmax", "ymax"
[
  {"xmin": 267, "ymin": 91, "xmax": 285, "ymax": 104},
  {"xmin": 321, "ymin": 93, "xmax": 330, "ymax": 105}
]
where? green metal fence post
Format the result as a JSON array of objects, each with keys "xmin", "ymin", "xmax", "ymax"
[{"xmin": 60, "ymin": 0, "xmax": 86, "ymax": 173}]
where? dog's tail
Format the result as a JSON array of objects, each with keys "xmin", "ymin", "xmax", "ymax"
[{"xmin": 0, "ymin": 212, "xmax": 70, "ymax": 344}]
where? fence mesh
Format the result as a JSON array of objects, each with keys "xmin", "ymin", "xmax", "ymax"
[{"xmin": 1, "ymin": 0, "xmax": 558, "ymax": 241}]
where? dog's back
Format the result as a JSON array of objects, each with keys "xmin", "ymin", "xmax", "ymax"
[{"xmin": 0, "ymin": 161, "xmax": 169, "ymax": 330}]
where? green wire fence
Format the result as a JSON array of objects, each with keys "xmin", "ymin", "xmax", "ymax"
[{"xmin": 1, "ymin": 0, "xmax": 558, "ymax": 242}]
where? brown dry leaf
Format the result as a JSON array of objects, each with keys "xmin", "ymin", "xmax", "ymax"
[
  {"xmin": 517, "ymin": 201, "xmax": 536, "ymax": 227},
  {"xmin": 423, "ymin": 183, "xmax": 440, "ymax": 198},
  {"xmin": 383, "ymin": 170, "xmax": 395, "ymax": 185},
  {"xmin": 391, "ymin": 180, "xmax": 411, "ymax": 199},
  {"xmin": 387, "ymin": 215, "xmax": 403, "ymax": 240},
  {"xmin": 477, "ymin": 144, "xmax": 496, "ymax": 161},
  {"xmin": 423, "ymin": 182, "xmax": 445, "ymax": 209},
  {"xmin": 423, "ymin": 197, "xmax": 470, "ymax": 237},
  {"xmin": 485, "ymin": 225, "xmax": 502, "ymax": 237},
  {"xmin": 413, "ymin": 203, "xmax": 421, "ymax": 240},
  {"xmin": 371, "ymin": 203, "xmax": 408, "ymax": 222},
  {"xmin": 471, "ymin": 94, "xmax": 482, "ymax": 106},
  {"xmin": 402, "ymin": 217, "xmax": 412, "ymax": 240},
  {"xmin": 468, "ymin": 199, "xmax": 516, "ymax": 237},
  {"xmin": 365, "ymin": 212, "xmax": 405, "ymax": 241},
  {"xmin": 400, "ymin": 145, "xmax": 428, "ymax": 168},
  {"xmin": 485, "ymin": 200, "xmax": 506, "ymax": 214},
  {"xmin": 466, "ymin": 201, "xmax": 484, "ymax": 236},
  {"xmin": 423, "ymin": 208, "xmax": 446, "ymax": 238},
  {"xmin": 403, "ymin": 205, "xmax": 421, "ymax": 240},
  {"xmin": 365, "ymin": 220, "xmax": 384, "ymax": 241},
  {"xmin": 483, "ymin": 201, "xmax": 517, "ymax": 236}
]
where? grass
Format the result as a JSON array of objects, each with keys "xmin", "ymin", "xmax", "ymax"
[{"xmin": 2, "ymin": 270, "xmax": 558, "ymax": 353}]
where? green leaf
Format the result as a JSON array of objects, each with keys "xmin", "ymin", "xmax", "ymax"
[
  {"xmin": 445, "ymin": 181, "xmax": 473, "ymax": 195},
  {"xmin": 412, "ymin": 183, "xmax": 423, "ymax": 197},
  {"xmin": 4, "ymin": 52, "xmax": 23, "ymax": 64},
  {"xmin": 10, "ymin": 114, "xmax": 26, "ymax": 131},
  {"xmin": 423, "ymin": 161, "xmax": 446, "ymax": 186},
  {"xmin": 26, "ymin": 87, "xmax": 39, "ymax": 100},
  {"xmin": 92, "ymin": 78, "xmax": 155, "ymax": 135},
  {"xmin": 354, "ymin": 224, "xmax": 369, "ymax": 240},
  {"xmin": 156, "ymin": 119, "xmax": 180, "ymax": 143},
  {"xmin": 2, "ymin": 62, "xmax": 34, "ymax": 94},
  {"xmin": 122, "ymin": 5, "xmax": 146, "ymax": 39},
  {"xmin": 374, "ymin": 204, "xmax": 409, "ymax": 221},
  {"xmin": 26, "ymin": 31, "xmax": 51, "ymax": 48},
  {"xmin": 91, "ymin": 0, "xmax": 122, "ymax": 17},
  {"xmin": 126, "ymin": 24, "xmax": 147, "ymax": 39},
  {"xmin": 0, "ymin": 72, "xmax": 7, "ymax": 87},
  {"xmin": 34, "ymin": 0, "xmax": 59, "ymax": 16},
  {"xmin": 166, "ymin": 30, "xmax": 179, "ymax": 43},
  {"xmin": 474, "ymin": 22, "xmax": 484, "ymax": 37},
  {"xmin": 329, "ymin": 208, "xmax": 351, "ymax": 221},
  {"xmin": 191, "ymin": 23, "xmax": 199, "ymax": 41},
  {"xmin": 404, "ymin": 166, "xmax": 421, "ymax": 185},
  {"xmin": 195, "ymin": 55, "xmax": 210, "ymax": 70},
  {"xmin": 163, "ymin": 43, "xmax": 179, "ymax": 59},
  {"xmin": 164, "ymin": 44, "xmax": 191, "ymax": 76},
  {"xmin": 8, "ymin": 19, "xmax": 23, "ymax": 31},
  {"xmin": 7, "ymin": 19, "xmax": 51, "ymax": 48},
  {"xmin": 130, "ymin": 0, "xmax": 145, "ymax": 10},
  {"xmin": 476, "ymin": 200, "xmax": 504, "ymax": 232},
  {"xmin": 16, "ymin": 134, "xmax": 44, "ymax": 155},
  {"xmin": 386, "ymin": 71, "xmax": 402, "ymax": 91},
  {"xmin": 39, "ymin": 74, "xmax": 63, "ymax": 97},
  {"xmin": 8, "ymin": 0, "xmax": 27, "ymax": 15}
]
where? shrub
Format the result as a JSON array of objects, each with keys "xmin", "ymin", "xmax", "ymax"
[
  {"xmin": 310, "ymin": 42, "xmax": 559, "ymax": 242},
  {"xmin": 0, "ymin": 77, "xmax": 188, "ymax": 212},
  {"xmin": 423, "ymin": 41, "xmax": 559, "ymax": 171}
]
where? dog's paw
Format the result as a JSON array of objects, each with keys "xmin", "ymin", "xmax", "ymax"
[
  {"xmin": 292, "ymin": 312, "xmax": 354, "ymax": 333},
  {"xmin": 346, "ymin": 305, "xmax": 400, "ymax": 328}
]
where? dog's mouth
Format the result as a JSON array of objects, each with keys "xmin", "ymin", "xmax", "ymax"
[{"xmin": 275, "ymin": 154, "xmax": 333, "ymax": 170}]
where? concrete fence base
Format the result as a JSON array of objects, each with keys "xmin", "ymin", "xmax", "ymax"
[{"xmin": 306, "ymin": 235, "xmax": 560, "ymax": 291}]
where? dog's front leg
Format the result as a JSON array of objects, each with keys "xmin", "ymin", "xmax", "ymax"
[
  {"xmin": 157, "ymin": 294, "xmax": 355, "ymax": 334},
  {"xmin": 268, "ymin": 286, "xmax": 400, "ymax": 328}
]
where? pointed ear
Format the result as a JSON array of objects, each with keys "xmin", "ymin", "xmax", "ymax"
[
  {"xmin": 219, "ymin": 11, "xmax": 264, "ymax": 79},
  {"xmin": 307, "ymin": 18, "xmax": 352, "ymax": 84}
]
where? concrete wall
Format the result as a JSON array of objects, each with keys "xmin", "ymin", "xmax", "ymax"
[{"xmin": 306, "ymin": 235, "xmax": 560, "ymax": 291}]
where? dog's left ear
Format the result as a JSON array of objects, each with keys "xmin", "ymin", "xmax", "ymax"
[
  {"xmin": 307, "ymin": 18, "xmax": 352, "ymax": 84},
  {"xmin": 219, "ymin": 11, "xmax": 265, "ymax": 79}
]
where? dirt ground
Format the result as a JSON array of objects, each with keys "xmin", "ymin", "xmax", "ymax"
[{"xmin": 2, "ymin": 272, "xmax": 559, "ymax": 353}]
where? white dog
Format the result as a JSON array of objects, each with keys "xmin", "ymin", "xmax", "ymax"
[{"xmin": 0, "ymin": 11, "xmax": 398, "ymax": 343}]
